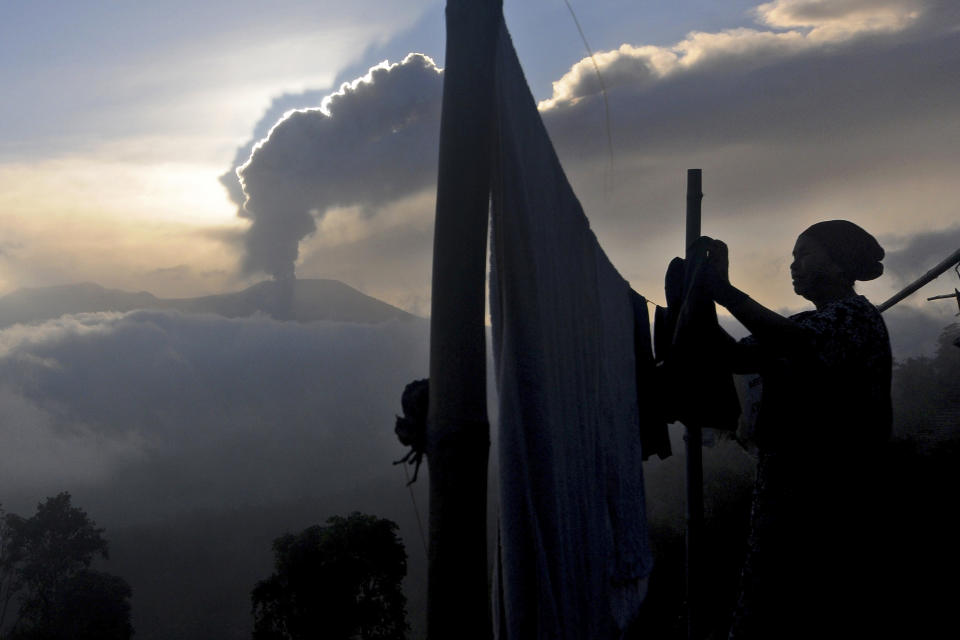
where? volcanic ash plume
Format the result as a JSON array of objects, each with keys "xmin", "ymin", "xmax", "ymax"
[{"xmin": 235, "ymin": 53, "xmax": 443, "ymax": 281}]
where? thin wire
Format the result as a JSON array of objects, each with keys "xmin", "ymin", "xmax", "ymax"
[
  {"xmin": 561, "ymin": 3, "xmax": 662, "ymax": 306},
  {"xmin": 562, "ymin": 0, "xmax": 614, "ymax": 168},
  {"xmin": 401, "ymin": 463, "xmax": 429, "ymax": 557}
]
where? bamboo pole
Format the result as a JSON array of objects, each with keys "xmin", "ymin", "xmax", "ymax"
[
  {"xmin": 426, "ymin": 1, "xmax": 500, "ymax": 638},
  {"xmin": 877, "ymin": 248, "xmax": 960, "ymax": 312},
  {"xmin": 684, "ymin": 168, "xmax": 704, "ymax": 640},
  {"xmin": 927, "ymin": 291, "xmax": 959, "ymax": 302}
]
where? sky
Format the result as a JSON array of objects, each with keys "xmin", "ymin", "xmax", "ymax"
[
  {"xmin": 1, "ymin": 1, "xmax": 959, "ymax": 636},
  {"xmin": 1, "ymin": 0, "xmax": 957, "ymax": 316}
]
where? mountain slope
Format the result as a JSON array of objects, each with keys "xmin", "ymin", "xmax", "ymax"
[{"xmin": 0, "ymin": 279, "xmax": 415, "ymax": 328}]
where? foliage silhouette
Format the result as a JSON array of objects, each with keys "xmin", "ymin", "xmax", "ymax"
[
  {"xmin": 892, "ymin": 322, "xmax": 960, "ymax": 440},
  {"xmin": 252, "ymin": 512, "xmax": 408, "ymax": 640},
  {"xmin": 0, "ymin": 493, "xmax": 132, "ymax": 640}
]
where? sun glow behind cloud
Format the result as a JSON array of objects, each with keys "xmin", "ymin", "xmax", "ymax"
[
  {"xmin": 0, "ymin": 156, "xmax": 240, "ymax": 226},
  {"xmin": 0, "ymin": 0, "xmax": 442, "ymax": 298},
  {"xmin": 0, "ymin": 155, "xmax": 246, "ymax": 297}
]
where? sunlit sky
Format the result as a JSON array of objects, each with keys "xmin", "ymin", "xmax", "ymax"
[{"xmin": 2, "ymin": 0, "xmax": 958, "ymax": 324}]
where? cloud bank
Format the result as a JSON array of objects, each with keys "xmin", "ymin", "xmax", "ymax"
[
  {"xmin": 538, "ymin": 0, "xmax": 927, "ymax": 110},
  {"xmin": 0, "ymin": 308, "xmax": 433, "ymax": 639},
  {"xmin": 0, "ymin": 310, "xmax": 428, "ymax": 518}
]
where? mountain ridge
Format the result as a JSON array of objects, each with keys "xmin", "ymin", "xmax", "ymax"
[{"xmin": 0, "ymin": 279, "xmax": 417, "ymax": 327}]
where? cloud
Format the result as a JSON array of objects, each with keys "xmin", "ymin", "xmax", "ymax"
[
  {"xmin": 218, "ymin": 87, "xmax": 335, "ymax": 207},
  {"xmin": 0, "ymin": 385, "xmax": 148, "ymax": 490},
  {"xmin": 234, "ymin": 54, "xmax": 443, "ymax": 280},
  {"xmin": 755, "ymin": 0, "xmax": 924, "ymax": 37},
  {"xmin": 881, "ymin": 224, "xmax": 960, "ymax": 288},
  {"xmin": 216, "ymin": 2, "xmax": 448, "ymax": 207},
  {"xmin": 0, "ymin": 310, "xmax": 429, "ymax": 518},
  {"xmin": 538, "ymin": 0, "xmax": 927, "ymax": 110},
  {"xmin": 882, "ymin": 303, "xmax": 955, "ymax": 361}
]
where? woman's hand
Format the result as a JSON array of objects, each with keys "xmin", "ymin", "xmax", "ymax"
[
  {"xmin": 705, "ymin": 237, "xmax": 730, "ymax": 289},
  {"xmin": 690, "ymin": 237, "xmax": 808, "ymax": 353},
  {"xmin": 690, "ymin": 236, "xmax": 730, "ymax": 299}
]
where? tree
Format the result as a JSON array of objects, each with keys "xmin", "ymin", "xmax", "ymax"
[
  {"xmin": 0, "ymin": 493, "xmax": 132, "ymax": 640},
  {"xmin": 252, "ymin": 512, "xmax": 408, "ymax": 640},
  {"xmin": 892, "ymin": 323, "xmax": 960, "ymax": 439}
]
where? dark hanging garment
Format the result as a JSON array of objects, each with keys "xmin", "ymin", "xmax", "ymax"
[
  {"xmin": 653, "ymin": 257, "xmax": 684, "ymax": 425},
  {"xmin": 655, "ymin": 254, "xmax": 740, "ymax": 431},
  {"xmin": 631, "ymin": 290, "xmax": 671, "ymax": 460}
]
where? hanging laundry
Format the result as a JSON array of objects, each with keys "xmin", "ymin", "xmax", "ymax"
[
  {"xmin": 631, "ymin": 290, "xmax": 671, "ymax": 461},
  {"xmin": 654, "ymin": 253, "xmax": 740, "ymax": 431},
  {"xmin": 489, "ymin": 20, "xmax": 653, "ymax": 640}
]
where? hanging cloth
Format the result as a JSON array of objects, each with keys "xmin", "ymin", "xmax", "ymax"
[
  {"xmin": 654, "ymin": 254, "xmax": 740, "ymax": 431},
  {"xmin": 489, "ymin": 20, "xmax": 653, "ymax": 639},
  {"xmin": 632, "ymin": 290, "xmax": 672, "ymax": 461}
]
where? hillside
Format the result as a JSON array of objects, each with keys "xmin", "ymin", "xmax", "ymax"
[{"xmin": 0, "ymin": 279, "xmax": 416, "ymax": 327}]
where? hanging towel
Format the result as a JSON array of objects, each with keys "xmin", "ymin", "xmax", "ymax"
[{"xmin": 489, "ymin": 21, "xmax": 653, "ymax": 640}]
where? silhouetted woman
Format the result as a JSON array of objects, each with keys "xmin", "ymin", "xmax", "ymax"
[{"xmin": 693, "ymin": 220, "xmax": 892, "ymax": 639}]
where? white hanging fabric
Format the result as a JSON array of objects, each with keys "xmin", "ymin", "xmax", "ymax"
[{"xmin": 489, "ymin": 21, "xmax": 653, "ymax": 639}]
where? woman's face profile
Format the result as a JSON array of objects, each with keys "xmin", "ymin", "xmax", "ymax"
[{"xmin": 790, "ymin": 234, "xmax": 846, "ymax": 301}]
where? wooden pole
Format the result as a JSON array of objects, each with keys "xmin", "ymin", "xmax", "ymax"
[
  {"xmin": 927, "ymin": 291, "xmax": 960, "ymax": 302},
  {"xmin": 684, "ymin": 168, "xmax": 704, "ymax": 640},
  {"xmin": 876, "ymin": 247, "xmax": 960, "ymax": 312},
  {"xmin": 426, "ymin": 1, "xmax": 500, "ymax": 638}
]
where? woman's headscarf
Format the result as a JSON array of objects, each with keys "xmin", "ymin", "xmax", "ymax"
[{"xmin": 799, "ymin": 220, "xmax": 884, "ymax": 281}]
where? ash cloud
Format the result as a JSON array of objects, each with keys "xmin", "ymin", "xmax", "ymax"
[
  {"xmin": 233, "ymin": 54, "xmax": 442, "ymax": 281},
  {"xmin": 218, "ymin": 87, "xmax": 333, "ymax": 207}
]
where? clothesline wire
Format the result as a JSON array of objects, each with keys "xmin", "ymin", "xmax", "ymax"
[
  {"xmin": 562, "ymin": 0, "xmax": 614, "ymax": 169},
  {"xmin": 562, "ymin": 0, "xmax": 666, "ymax": 302}
]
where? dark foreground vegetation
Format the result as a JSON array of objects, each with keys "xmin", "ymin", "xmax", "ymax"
[
  {"xmin": 0, "ymin": 493, "xmax": 132, "ymax": 640},
  {"xmin": 251, "ymin": 513, "xmax": 409, "ymax": 640}
]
